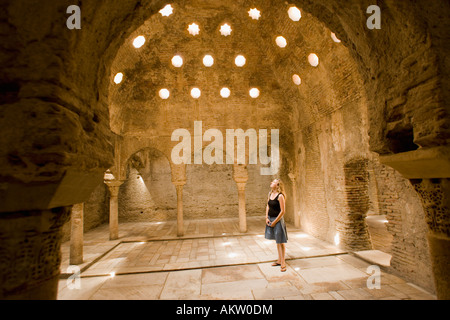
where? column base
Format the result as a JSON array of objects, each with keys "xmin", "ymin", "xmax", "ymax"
[
  {"xmin": 427, "ymin": 233, "xmax": 450, "ymax": 300},
  {"xmin": 0, "ymin": 207, "xmax": 71, "ymax": 300}
]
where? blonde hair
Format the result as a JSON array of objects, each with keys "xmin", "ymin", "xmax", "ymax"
[{"xmin": 272, "ymin": 179, "xmax": 287, "ymax": 201}]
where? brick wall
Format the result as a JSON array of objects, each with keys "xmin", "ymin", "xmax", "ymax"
[{"xmin": 371, "ymin": 157, "xmax": 434, "ymax": 292}]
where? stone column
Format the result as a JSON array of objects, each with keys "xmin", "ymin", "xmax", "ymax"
[
  {"xmin": 105, "ymin": 180, "xmax": 124, "ymax": 240},
  {"xmin": 70, "ymin": 203, "xmax": 84, "ymax": 265},
  {"xmin": 340, "ymin": 158, "xmax": 372, "ymax": 251},
  {"xmin": 288, "ymin": 173, "xmax": 300, "ymax": 228},
  {"xmin": 174, "ymin": 182, "xmax": 186, "ymax": 237},
  {"xmin": 171, "ymin": 164, "xmax": 187, "ymax": 237},
  {"xmin": 236, "ymin": 182, "xmax": 248, "ymax": 233},
  {"xmin": 0, "ymin": 207, "xmax": 71, "ymax": 300},
  {"xmin": 233, "ymin": 164, "xmax": 249, "ymax": 233}
]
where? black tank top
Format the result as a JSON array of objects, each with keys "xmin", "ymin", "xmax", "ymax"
[{"xmin": 268, "ymin": 193, "xmax": 282, "ymax": 218}]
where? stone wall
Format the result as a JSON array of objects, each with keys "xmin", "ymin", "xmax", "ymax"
[
  {"xmin": 295, "ymin": 100, "xmax": 372, "ymax": 248},
  {"xmin": 292, "ymin": 95, "xmax": 434, "ymax": 291},
  {"xmin": 117, "ymin": 160, "xmax": 274, "ymax": 222}
]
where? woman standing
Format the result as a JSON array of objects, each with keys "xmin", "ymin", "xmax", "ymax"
[{"xmin": 265, "ymin": 179, "xmax": 288, "ymax": 272}]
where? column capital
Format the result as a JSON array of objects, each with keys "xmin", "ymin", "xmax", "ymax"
[
  {"xmin": 233, "ymin": 164, "xmax": 248, "ymax": 183},
  {"xmin": 72, "ymin": 202, "xmax": 84, "ymax": 212},
  {"xmin": 171, "ymin": 163, "xmax": 187, "ymax": 184},
  {"xmin": 105, "ymin": 180, "xmax": 124, "ymax": 197},
  {"xmin": 236, "ymin": 181, "xmax": 247, "ymax": 191},
  {"xmin": 379, "ymin": 146, "xmax": 450, "ymax": 179},
  {"xmin": 172, "ymin": 180, "xmax": 187, "ymax": 187},
  {"xmin": 104, "ymin": 179, "xmax": 125, "ymax": 188}
]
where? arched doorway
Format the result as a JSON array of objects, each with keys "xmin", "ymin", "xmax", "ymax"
[{"xmin": 121, "ymin": 148, "xmax": 176, "ymax": 223}]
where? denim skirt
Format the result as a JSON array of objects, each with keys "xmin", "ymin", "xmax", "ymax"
[{"xmin": 265, "ymin": 216, "xmax": 288, "ymax": 244}]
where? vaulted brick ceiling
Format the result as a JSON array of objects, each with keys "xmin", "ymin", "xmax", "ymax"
[{"xmin": 108, "ymin": 0, "xmax": 364, "ymax": 144}]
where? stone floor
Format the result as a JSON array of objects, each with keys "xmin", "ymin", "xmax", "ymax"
[
  {"xmin": 58, "ymin": 217, "xmax": 436, "ymax": 300},
  {"xmin": 365, "ymin": 214, "xmax": 393, "ymax": 254}
]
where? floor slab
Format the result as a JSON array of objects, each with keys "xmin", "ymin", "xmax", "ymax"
[{"xmin": 58, "ymin": 217, "xmax": 436, "ymax": 300}]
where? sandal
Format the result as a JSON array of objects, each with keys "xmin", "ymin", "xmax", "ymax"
[
  {"xmin": 280, "ymin": 265, "xmax": 287, "ymax": 272},
  {"xmin": 271, "ymin": 262, "xmax": 281, "ymax": 267}
]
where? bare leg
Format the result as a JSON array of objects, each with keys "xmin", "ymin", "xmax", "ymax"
[
  {"xmin": 280, "ymin": 243, "xmax": 286, "ymax": 271},
  {"xmin": 277, "ymin": 244, "xmax": 282, "ymax": 264},
  {"xmin": 271, "ymin": 244, "xmax": 282, "ymax": 266}
]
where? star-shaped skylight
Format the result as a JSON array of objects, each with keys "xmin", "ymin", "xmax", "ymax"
[
  {"xmin": 159, "ymin": 4, "xmax": 173, "ymax": 17},
  {"xmin": 248, "ymin": 8, "xmax": 261, "ymax": 20},
  {"xmin": 220, "ymin": 23, "xmax": 232, "ymax": 36},
  {"xmin": 188, "ymin": 23, "xmax": 200, "ymax": 36}
]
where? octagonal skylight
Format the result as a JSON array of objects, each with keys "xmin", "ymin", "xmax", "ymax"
[
  {"xmin": 172, "ymin": 55, "xmax": 183, "ymax": 67},
  {"xmin": 159, "ymin": 89, "xmax": 170, "ymax": 100},
  {"xmin": 249, "ymin": 88, "xmax": 260, "ymax": 98},
  {"xmin": 288, "ymin": 6, "xmax": 301, "ymax": 21},
  {"xmin": 292, "ymin": 74, "xmax": 301, "ymax": 85},
  {"xmin": 220, "ymin": 87, "xmax": 231, "ymax": 98},
  {"xmin": 308, "ymin": 53, "xmax": 319, "ymax": 67},
  {"xmin": 203, "ymin": 55, "xmax": 214, "ymax": 67},
  {"xmin": 191, "ymin": 88, "xmax": 201, "ymax": 99},
  {"xmin": 235, "ymin": 55, "xmax": 246, "ymax": 67},
  {"xmin": 133, "ymin": 36, "xmax": 146, "ymax": 49},
  {"xmin": 276, "ymin": 36, "xmax": 287, "ymax": 48},
  {"xmin": 114, "ymin": 72, "xmax": 123, "ymax": 84}
]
